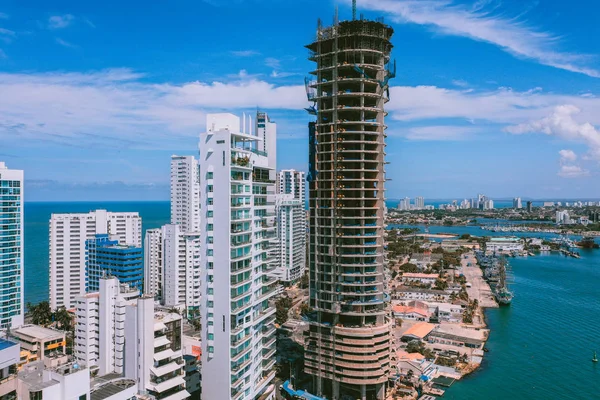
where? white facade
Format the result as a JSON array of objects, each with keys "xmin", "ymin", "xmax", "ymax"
[
  {"xmin": 17, "ymin": 359, "xmax": 90, "ymax": 400},
  {"xmin": 74, "ymin": 277, "xmax": 188, "ymax": 399},
  {"xmin": 49, "ymin": 209, "xmax": 142, "ymax": 309},
  {"xmin": 256, "ymin": 111, "xmax": 277, "ymax": 171},
  {"xmin": 415, "ymin": 197, "xmax": 425, "ymax": 209},
  {"xmin": 272, "ymin": 170, "xmax": 306, "ymax": 284},
  {"xmin": 556, "ymin": 210, "xmax": 571, "ymax": 225},
  {"xmin": 144, "ymin": 225, "xmax": 202, "ymax": 317},
  {"xmin": 513, "ymin": 197, "xmax": 522, "ymax": 209},
  {"xmin": 199, "ymin": 113, "xmax": 278, "ymax": 400},
  {"xmin": 171, "ymin": 155, "xmax": 201, "ymax": 232},
  {"xmin": 163, "ymin": 225, "xmax": 202, "ymax": 315},
  {"xmin": 144, "ymin": 228, "xmax": 163, "ymax": 300},
  {"xmin": 0, "ymin": 162, "xmax": 24, "ymax": 328},
  {"xmin": 74, "ymin": 277, "xmax": 139, "ymax": 374}
]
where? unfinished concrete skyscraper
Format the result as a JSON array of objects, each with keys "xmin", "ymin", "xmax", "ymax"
[{"xmin": 304, "ymin": 11, "xmax": 395, "ymax": 400}]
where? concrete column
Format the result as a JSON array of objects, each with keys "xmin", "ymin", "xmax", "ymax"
[
  {"xmin": 332, "ymin": 379, "xmax": 339, "ymax": 400},
  {"xmin": 361, "ymin": 384, "xmax": 366, "ymax": 400},
  {"xmin": 376, "ymin": 383, "xmax": 385, "ymax": 399}
]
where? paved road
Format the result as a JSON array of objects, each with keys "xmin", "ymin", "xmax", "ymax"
[{"xmin": 460, "ymin": 252, "xmax": 497, "ymax": 309}]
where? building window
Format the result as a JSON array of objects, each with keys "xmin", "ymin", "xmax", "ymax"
[
  {"xmin": 207, "ymin": 224, "xmax": 213, "ymax": 231},
  {"xmin": 208, "ymin": 333, "xmax": 214, "ymax": 340},
  {"xmin": 207, "ymin": 211, "xmax": 213, "ymax": 218},
  {"xmin": 207, "ymin": 249, "xmax": 213, "ymax": 256},
  {"xmin": 208, "ymin": 288, "xmax": 214, "ymax": 295},
  {"xmin": 207, "ymin": 172, "xmax": 213, "ymax": 179}
]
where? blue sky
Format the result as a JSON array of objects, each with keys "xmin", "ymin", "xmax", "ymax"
[{"xmin": 1, "ymin": 0, "xmax": 600, "ymax": 201}]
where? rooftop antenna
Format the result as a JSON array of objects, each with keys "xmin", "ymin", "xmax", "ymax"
[{"xmin": 352, "ymin": 0, "xmax": 357, "ymax": 20}]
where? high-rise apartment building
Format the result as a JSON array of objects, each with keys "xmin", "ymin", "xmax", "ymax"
[
  {"xmin": 143, "ymin": 225, "xmax": 202, "ymax": 317},
  {"xmin": 85, "ymin": 234, "xmax": 143, "ymax": 293},
  {"xmin": 74, "ymin": 276, "xmax": 189, "ymax": 399},
  {"xmin": 398, "ymin": 197, "xmax": 410, "ymax": 210},
  {"xmin": 305, "ymin": 16, "xmax": 394, "ymax": 399},
  {"xmin": 527, "ymin": 201, "xmax": 533, "ymax": 213},
  {"xmin": 0, "ymin": 162, "xmax": 24, "ymax": 328},
  {"xmin": 171, "ymin": 155, "xmax": 201, "ymax": 232},
  {"xmin": 257, "ymin": 111, "xmax": 277, "ymax": 172},
  {"xmin": 162, "ymin": 225, "xmax": 201, "ymax": 317},
  {"xmin": 199, "ymin": 113, "xmax": 278, "ymax": 400},
  {"xmin": 415, "ymin": 196, "xmax": 425, "ymax": 209},
  {"xmin": 513, "ymin": 197, "xmax": 522, "ymax": 209},
  {"xmin": 49, "ymin": 209, "xmax": 141, "ymax": 309},
  {"xmin": 144, "ymin": 228, "xmax": 163, "ymax": 300},
  {"xmin": 272, "ymin": 170, "xmax": 307, "ymax": 284}
]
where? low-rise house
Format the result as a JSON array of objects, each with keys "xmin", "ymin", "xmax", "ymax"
[
  {"xmin": 10, "ymin": 325, "xmax": 66, "ymax": 364},
  {"xmin": 17, "ymin": 358, "xmax": 90, "ymax": 400},
  {"xmin": 428, "ymin": 324, "xmax": 486, "ymax": 349},
  {"xmin": 393, "ymin": 288, "xmax": 451, "ymax": 302},
  {"xmin": 408, "ymin": 253, "xmax": 442, "ymax": 269},
  {"xmin": 392, "ymin": 305, "xmax": 430, "ymax": 321},
  {"xmin": 400, "ymin": 322, "xmax": 435, "ymax": 342},
  {"xmin": 401, "ymin": 273, "xmax": 438, "ymax": 285}
]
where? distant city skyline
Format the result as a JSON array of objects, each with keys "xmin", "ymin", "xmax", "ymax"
[{"xmin": 2, "ymin": 0, "xmax": 600, "ymax": 200}]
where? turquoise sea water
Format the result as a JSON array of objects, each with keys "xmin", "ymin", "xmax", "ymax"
[
  {"xmin": 24, "ymin": 201, "xmax": 170, "ymax": 305},
  {"xmin": 392, "ymin": 224, "xmax": 600, "ymax": 399}
]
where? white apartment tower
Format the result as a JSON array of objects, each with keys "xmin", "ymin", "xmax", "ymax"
[
  {"xmin": 74, "ymin": 277, "xmax": 139, "ymax": 374},
  {"xmin": 74, "ymin": 276, "xmax": 189, "ymax": 399},
  {"xmin": 513, "ymin": 197, "xmax": 523, "ymax": 209},
  {"xmin": 273, "ymin": 170, "xmax": 307, "ymax": 284},
  {"xmin": 256, "ymin": 111, "xmax": 277, "ymax": 171},
  {"xmin": 0, "ymin": 162, "xmax": 24, "ymax": 328},
  {"xmin": 49, "ymin": 209, "xmax": 142, "ymax": 309},
  {"xmin": 415, "ymin": 196, "xmax": 425, "ymax": 209},
  {"xmin": 144, "ymin": 228, "xmax": 163, "ymax": 300},
  {"xmin": 144, "ymin": 225, "xmax": 202, "ymax": 317},
  {"xmin": 171, "ymin": 155, "xmax": 201, "ymax": 232},
  {"xmin": 199, "ymin": 113, "xmax": 278, "ymax": 400}
]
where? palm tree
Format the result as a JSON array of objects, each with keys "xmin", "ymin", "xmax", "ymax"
[
  {"xmin": 28, "ymin": 301, "xmax": 52, "ymax": 326},
  {"xmin": 54, "ymin": 306, "xmax": 73, "ymax": 331}
]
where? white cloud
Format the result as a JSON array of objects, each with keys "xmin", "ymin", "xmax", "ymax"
[
  {"xmin": 265, "ymin": 57, "xmax": 281, "ymax": 69},
  {"xmin": 505, "ymin": 105, "xmax": 600, "ymax": 161},
  {"xmin": 358, "ymin": 0, "xmax": 600, "ymax": 77},
  {"xmin": 230, "ymin": 50, "xmax": 259, "ymax": 57},
  {"xmin": 0, "ymin": 28, "xmax": 15, "ymax": 37},
  {"xmin": 558, "ymin": 149, "xmax": 577, "ymax": 163},
  {"xmin": 0, "ymin": 28, "xmax": 15, "ymax": 43},
  {"xmin": 557, "ymin": 165, "xmax": 589, "ymax": 178},
  {"xmin": 48, "ymin": 14, "xmax": 75, "ymax": 29},
  {"xmin": 451, "ymin": 79, "xmax": 469, "ymax": 88},
  {"xmin": 397, "ymin": 125, "xmax": 480, "ymax": 141},
  {"xmin": 55, "ymin": 38, "xmax": 78, "ymax": 48},
  {"xmin": 0, "ymin": 68, "xmax": 304, "ymax": 149},
  {"xmin": 82, "ymin": 18, "xmax": 96, "ymax": 28}
]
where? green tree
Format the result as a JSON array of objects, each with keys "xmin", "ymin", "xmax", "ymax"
[
  {"xmin": 459, "ymin": 234, "xmax": 471, "ymax": 240},
  {"xmin": 406, "ymin": 340, "xmax": 422, "ymax": 354},
  {"xmin": 275, "ymin": 297, "xmax": 293, "ymax": 325},
  {"xmin": 54, "ymin": 306, "xmax": 73, "ymax": 331},
  {"xmin": 299, "ymin": 302, "xmax": 311, "ymax": 317},
  {"xmin": 27, "ymin": 301, "xmax": 52, "ymax": 326},
  {"xmin": 433, "ymin": 279, "xmax": 448, "ymax": 291},
  {"xmin": 299, "ymin": 273, "xmax": 309, "ymax": 289}
]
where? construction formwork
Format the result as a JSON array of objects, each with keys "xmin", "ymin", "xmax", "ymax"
[{"xmin": 305, "ymin": 15, "xmax": 395, "ymax": 400}]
